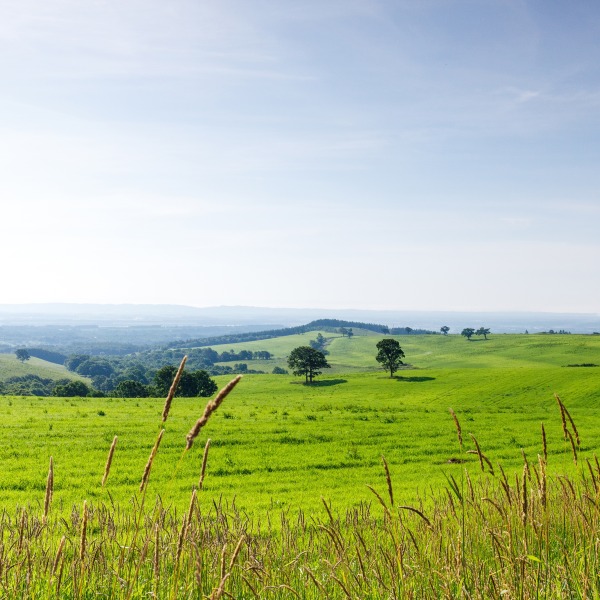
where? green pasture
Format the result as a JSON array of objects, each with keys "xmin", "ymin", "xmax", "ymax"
[
  {"xmin": 213, "ymin": 331, "xmax": 600, "ymax": 373},
  {"xmin": 0, "ymin": 353, "xmax": 84, "ymax": 381},
  {"xmin": 2, "ymin": 332, "xmax": 600, "ymax": 518}
]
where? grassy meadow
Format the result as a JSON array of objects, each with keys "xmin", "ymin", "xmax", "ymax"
[
  {"xmin": 2, "ymin": 333, "xmax": 600, "ymax": 597},
  {"xmin": 2, "ymin": 334, "xmax": 600, "ymax": 515},
  {"xmin": 0, "ymin": 354, "xmax": 85, "ymax": 381}
]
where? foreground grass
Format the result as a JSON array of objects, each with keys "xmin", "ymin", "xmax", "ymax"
[{"xmin": 3, "ymin": 403, "xmax": 599, "ymax": 599}]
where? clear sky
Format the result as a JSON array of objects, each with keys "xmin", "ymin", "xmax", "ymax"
[{"xmin": 1, "ymin": 0, "xmax": 599, "ymax": 312}]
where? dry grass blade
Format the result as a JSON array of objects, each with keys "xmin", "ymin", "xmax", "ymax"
[
  {"xmin": 398, "ymin": 505, "xmax": 432, "ymax": 527},
  {"xmin": 162, "ymin": 355, "xmax": 188, "ymax": 423},
  {"xmin": 559, "ymin": 396, "xmax": 580, "ymax": 447},
  {"xmin": 228, "ymin": 535, "xmax": 245, "ymax": 571},
  {"xmin": 186, "ymin": 376, "xmax": 242, "ymax": 450},
  {"xmin": 449, "ymin": 408, "xmax": 463, "ymax": 449},
  {"xmin": 102, "ymin": 436, "xmax": 118, "ymax": 487},
  {"xmin": 44, "ymin": 456, "xmax": 53, "ymax": 522},
  {"xmin": 540, "ymin": 423, "xmax": 547, "ymax": 463},
  {"xmin": 521, "ymin": 466, "xmax": 528, "ymax": 527},
  {"xmin": 198, "ymin": 439, "xmax": 211, "ymax": 490},
  {"xmin": 470, "ymin": 434, "xmax": 485, "ymax": 472},
  {"xmin": 52, "ymin": 535, "xmax": 66, "ymax": 576},
  {"xmin": 381, "ymin": 455, "xmax": 394, "ymax": 506},
  {"xmin": 567, "ymin": 429, "xmax": 578, "ymax": 464},
  {"xmin": 538, "ymin": 454, "xmax": 547, "ymax": 508},
  {"xmin": 80, "ymin": 500, "xmax": 88, "ymax": 562},
  {"xmin": 366, "ymin": 485, "xmax": 389, "ymax": 513},
  {"xmin": 140, "ymin": 429, "xmax": 165, "ymax": 492},
  {"xmin": 555, "ymin": 394, "xmax": 569, "ymax": 441}
]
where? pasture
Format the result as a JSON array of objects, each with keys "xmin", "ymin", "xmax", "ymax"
[
  {"xmin": 2, "ymin": 333, "xmax": 600, "ymax": 597},
  {"xmin": 0, "ymin": 354, "xmax": 84, "ymax": 381},
  {"xmin": 2, "ymin": 334, "xmax": 600, "ymax": 516}
]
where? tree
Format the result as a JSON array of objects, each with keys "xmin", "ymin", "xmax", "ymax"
[
  {"xmin": 461, "ymin": 328, "xmax": 475, "ymax": 341},
  {"xmin": 153, "ymin": 366, "xmax": 217, "ymax": 397},
  {"xmin": 15, "ymin": 349, "xmax": 30, "ymax": 363},
  {"xmin": 287, "ymin": 346, "xmax": 330, "ymax": 383},
  {"xmin": 440, "ymin": 326, "xmax": 450, "ymax": 336},
  {"xmin": 476, "ymin": 327, "xmax": 490, "ymax": 340},
  {"xmin": 191, "ymin": 370, "xmax": 218, "ymax": 397},
  {"xmin": 52, "ymin": 380, "xmax": 91, "ymax": 397},
  {"xmin": 115, "ymin": 380, "xmax": 149, "ymax": 398},
  {"xmin": 375, "ymin": 339, "xmax": 405, "ymax": 378}
]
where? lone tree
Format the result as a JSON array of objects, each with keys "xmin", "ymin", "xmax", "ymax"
[
  {"xmin": 440, "ymin": 326, "xmax": 450, "ymax": 336},
  {"xmin": 476, "ymin": 327, "xmax": 490, "ymax": 340},
  {"xmin": 375, "ymin": 339, "xmax": 405, "ymax": 378},
  {"xmin": 15, "ymin": 349, "xmax": 30, "ymax": 363},
  {"xmin": 461, "ymin": 328, "xmax": 475, "ymax": 341},
  {"xmin": 287, "ymin": 346, "xmax": 330, "ymax": 383}
]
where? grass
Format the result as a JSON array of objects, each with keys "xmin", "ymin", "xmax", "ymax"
[
  {"xmin": 3, "ymin": 371, "xmax": 600, "ymax": 597},
  {"xmin": 211, "ymin": 331, "xmax": 600, "ymax": 373},
  {"xmin": 0, "ymin": 354, "xmax": 85, "ymax": 381},
  {"xmin": 1, "ymin": 362, "xmax": 599, "ymax": 515},
  {"xmin": 2, "ymin": 333, "xmax": 600, "ymax": 597}
]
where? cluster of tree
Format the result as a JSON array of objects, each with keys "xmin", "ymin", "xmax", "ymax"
[
  {"xmin": 338, "ymin": 327, "xmax": 354, "ymax": 338},
  {"xmin": 389, "ymin": 327, "xmax": 438, "ymax": 335},
  {"xmin": 461, "ymin": 328, "xmax": 491, "ymax": 340},
  {"xmin": 61, "ymin": 349, "xmax": 265, "ymax": 393},
  {"xmin": 286, "ymin": 338, "xmax": 407, "ymax": 383},
  {"xmin": 0, "ymin": 374, "xmax": 63, "ymax": 396},
  {"xmin": 22, "ymin": 348, "xmax": 67, "ymax": 364},
  {"xmin": 217, "ymin": 349, "xmax": 272, "ymax": 362},
  {"xmin": 166, "ymin": 319, "xmax": 395, "ymax": 350},
  {"xmin": 540, "ymin": 330, "xmax": 571, "ymax": 335},
  {"xmin": 309, "ymin": 333, "xmax": 329, "ymax": 354}
]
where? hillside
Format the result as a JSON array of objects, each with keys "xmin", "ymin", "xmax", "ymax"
[
  {"xmin": 210, "ymin": 331, "xmax": 600, "ymax": 374},
  {"xmin": 0, "ymin": 354, "xmax": 88, "ymax": 395}
]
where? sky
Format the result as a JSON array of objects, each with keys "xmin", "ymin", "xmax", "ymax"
[{"xmin": 1, "ymin": 0, "xmax": 599, "ymax": 312}]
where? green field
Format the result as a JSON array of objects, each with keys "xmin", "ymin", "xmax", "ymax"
[
  {"xmin": 2, "ymin": 334, "xmax": 600, "ymax": 518},
  {"xmin": 0, "ymin": 353, "xmax": 85, "ymax": 381},
  {"xmin": 212, "ymin": 330, "xmax": 600, "ymax": 372}
]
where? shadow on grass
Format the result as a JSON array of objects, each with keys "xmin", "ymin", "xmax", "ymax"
[
  {"xmin": 290, "ymin": 379, "xmax": 348, "ymax": 387},
  {"xmin": 395, "ymin": 376, "xmax": 436, "ymax": 383}
]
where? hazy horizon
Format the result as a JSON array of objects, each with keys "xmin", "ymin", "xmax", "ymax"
[{"xmin": 0, "ymin": 302, "xmax": 598, "ymax": 334}]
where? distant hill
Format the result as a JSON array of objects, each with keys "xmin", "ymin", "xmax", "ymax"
[
  {"xmin": 0, "ymin": 303, "xmax": 598, "ymax": 333},
  {"xmin": 0, "ymin": 354, "xmax": 88, "ymax": 396}
]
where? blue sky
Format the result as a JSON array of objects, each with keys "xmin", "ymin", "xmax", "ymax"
[{"xmin": 1, "ymin": 0, "xmax": 599, "ymax": 312}]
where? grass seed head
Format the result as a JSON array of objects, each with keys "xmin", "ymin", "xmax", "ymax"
[
  {"xmin": 44, "ymin": 456, "xmax": 54, "ymax": 522},
  {"xmin": 140, "ymin": 429, "xmax": 165, "ymax": 492},
  {"xmin": 80, "ymin": 500, "xmax": 88, "ymax": 562},
  {"xmin": 449, "ymin": 408, "xmax": 463, "ymax": 449},
  {"xmin": 161, "ymin": 355, "xmax": 188, "ymax": 423},
  {"xmin": 186, "ymin": 376, "xmax": 242, "ymax": 450},
  {"xmin": 198, "ymin": 439, "xmax": 211, "ymax": 490},
  {"xmin": 102, "ymin": 436, "xmax": 118, "ymax": 487}
]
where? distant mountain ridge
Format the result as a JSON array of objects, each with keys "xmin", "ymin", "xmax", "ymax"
[{"xmin": 0, "ymin": 304, "xmax": 599, "ymax": 333}]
